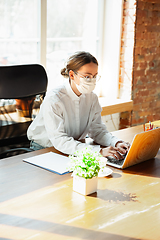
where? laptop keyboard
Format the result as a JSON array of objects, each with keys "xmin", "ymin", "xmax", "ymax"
[{"xmin": 107, "ymin": 153, "xmax": 127, "ymax": 166}]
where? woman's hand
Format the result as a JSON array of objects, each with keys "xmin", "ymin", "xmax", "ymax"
[
  {"xmin": 115, "ymin": 141, "xmax": 130, "ymax": 151},
  {"xmin": 100, "ymin": 141, "xmax": 130, "ymax": 160}
]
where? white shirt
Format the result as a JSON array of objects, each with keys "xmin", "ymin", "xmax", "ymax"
[{"xmin": 27, "ymin": 80, "xmax": 121, "ymax": 154}]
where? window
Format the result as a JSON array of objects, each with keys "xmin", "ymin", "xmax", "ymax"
[
  {"xmin": 0, "ymin": 0, "xmax": 40, "ymax": 65},
  {"xmin": 46, "ymin": 0, "xmax": 101, "ymax": 90},
  {"xmin": 0, "ymin": 0, "xmax": 126, "ymax": 100}
]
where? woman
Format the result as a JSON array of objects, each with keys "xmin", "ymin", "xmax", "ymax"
[{"xmin": 27, "ymin": 51, "xmax": 129, "ymax": 159}]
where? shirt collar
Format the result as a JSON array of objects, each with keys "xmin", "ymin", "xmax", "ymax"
[{"xmin": 65, "ymin": 80, "xmax": 81, "ymax": 101}]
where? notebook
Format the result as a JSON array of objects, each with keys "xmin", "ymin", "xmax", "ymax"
[
  {"xmin": 106, "ymin": 127, "xmax": 160, "ymax": 169},
  {"xmin": 23, "ymin": 152, "xmax": 70, "ymax": 175}
]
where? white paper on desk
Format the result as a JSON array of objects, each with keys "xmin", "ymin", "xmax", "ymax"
[{"xmin": 23, "ymin": 152, "xmax": 70, "ymax": 175}]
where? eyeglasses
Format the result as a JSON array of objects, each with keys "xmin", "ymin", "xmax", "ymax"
[{"xmin": 74, "ymin": 72, "xmax": 101, "ymax": 82}]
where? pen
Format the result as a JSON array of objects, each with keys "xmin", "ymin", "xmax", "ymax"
[{"xmin": 143, "ymin": 124, "xmax": 145, "ymax": 131}]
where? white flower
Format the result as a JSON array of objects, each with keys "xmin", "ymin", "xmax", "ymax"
[{"xmin": 67, "ymin": 147, "xmax": 104, "ymax": 179}]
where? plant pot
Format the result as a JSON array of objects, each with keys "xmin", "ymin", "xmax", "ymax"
[
  {"xmin": 15, "ymin": 97, "xmax": 35, "ymax": 118},
  {"xmin": 73, "ymin": 175, "xmax": 98, "ymax": 195}
]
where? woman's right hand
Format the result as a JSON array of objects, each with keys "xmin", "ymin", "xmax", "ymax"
[{"xmin": 100, "ymin": 146, "xmax": 126, "ymax": 160}]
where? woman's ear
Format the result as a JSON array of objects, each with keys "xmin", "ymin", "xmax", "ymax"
[{"xmin": 69, "ymin": 70, "xmax": 75, "ymax": 80}]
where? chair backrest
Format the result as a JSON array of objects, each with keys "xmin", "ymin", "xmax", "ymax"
[
  {"xmin": 0, "ymin": 64, "xmax": 48, "ymax": 158},
  {"xmin": 0, "ymin": 64, "xmax": 48, "ymax": 99}
]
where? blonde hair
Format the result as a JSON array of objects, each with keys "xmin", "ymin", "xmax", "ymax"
[{"xmin": 61, "ymin": 51, "xmax": 98, "ymax": 78}]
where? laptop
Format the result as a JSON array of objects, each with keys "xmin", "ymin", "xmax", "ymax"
[{"xmin": 106, "ymin": 127, "xmax": 160, "ymax": 169}]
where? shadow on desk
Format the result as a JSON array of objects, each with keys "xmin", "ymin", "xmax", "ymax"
[
  {"xmin": 90, "ymin": 189, "xmax": 138, "ymax": 203},
  {"xmin": 122, "ymin": 157, "xmax": 160, "ymax": 178},
  {"xmin": 0, "ymin": 213, "xmax": 140, "ymax": 240}
]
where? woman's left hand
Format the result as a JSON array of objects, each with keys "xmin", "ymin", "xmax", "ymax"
[{"xmin": 115, "ymin": 141, "xmax": 130, "ymax": 154}]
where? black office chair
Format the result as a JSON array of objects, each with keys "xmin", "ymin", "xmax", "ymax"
[{"xmin": 0, "ymin": 64, "xmax": 48, "ymax": 159}]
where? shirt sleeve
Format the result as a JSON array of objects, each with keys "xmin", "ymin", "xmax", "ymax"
[
  {"xmin": 42, "ymin": 97, "xmax": 97, "ymax": 155},
  {"xmin": 88, "ymin": 96, "xmax": 121, "ymax": 147}
]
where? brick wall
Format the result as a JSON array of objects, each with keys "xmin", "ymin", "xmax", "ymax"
[{"xmin": 119, "ymin": 0, "xmax": 160, "ymax": 127}]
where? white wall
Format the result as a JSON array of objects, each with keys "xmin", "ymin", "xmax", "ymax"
[{"xmin": 100, "ymin": 0, "xmax": 124, "ymax": 99}]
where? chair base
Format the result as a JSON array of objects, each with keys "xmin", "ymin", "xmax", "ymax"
[{"xmin": 0, "ymin": 136, "xmax": 32, "ymax": 159}]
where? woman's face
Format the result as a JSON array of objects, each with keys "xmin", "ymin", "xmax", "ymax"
[{"xmin": 70, "ymin": 62, "xmax": 98, "ymax": 96}]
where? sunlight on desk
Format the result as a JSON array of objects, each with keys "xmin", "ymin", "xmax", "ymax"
[
  {"xmin": 1, "ymin": 122, "xmax": 160, "ymax": 240},
  {"xmin": 0, "ymin": 170, "xmax": 160, "ymax": 239}
]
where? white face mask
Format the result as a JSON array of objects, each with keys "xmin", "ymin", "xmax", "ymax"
[{"xmin": 75, "ymin": 77, "xmax": 96, "ymax": 94}]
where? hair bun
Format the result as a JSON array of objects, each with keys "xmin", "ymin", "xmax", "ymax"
[{"xmin": 61, "ymin": 67, "xmax": 69, "ymax": 78}]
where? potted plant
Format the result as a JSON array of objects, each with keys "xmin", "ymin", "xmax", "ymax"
[{"xmin": 67, "ymin": 147, "xmax": 106, "ymax": 195}]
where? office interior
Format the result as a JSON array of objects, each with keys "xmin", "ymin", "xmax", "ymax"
[
  {"xmin": 1, "ymin": 1, "xmax": 160, "ymax": 239},
  {"xmin": 0, "ymin": 0, "xmax": 160, "ymax": 156}
]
